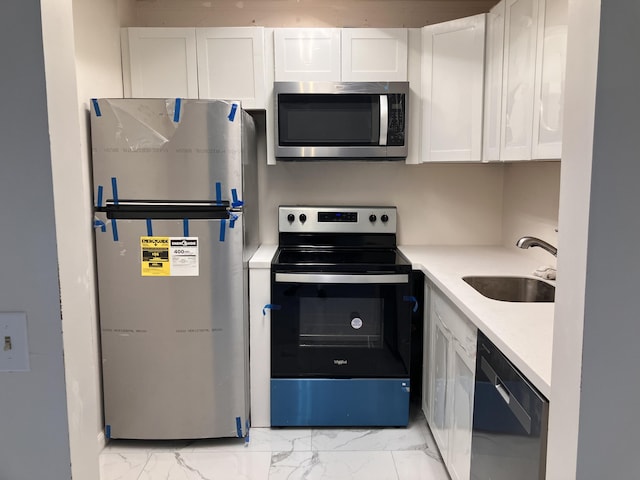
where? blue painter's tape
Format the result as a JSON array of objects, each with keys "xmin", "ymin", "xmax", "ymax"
[
  {"xmin": 92, "ymin": 99, "xmax": 102, "ymax": 117},
  {"xmin": 229, "ymin": 213, "xmax": 238, "ymax": 229},
  {"xmin": 219, "ymin": 219, "xmax": 226, "ymax": 242},
  {"xmin": 403, "ymin": 295, "xmax": 419, "ymax": 313},
  {"xmin": 111, "ymin": 219, "xmax": 119, "ymax": 242},
  {"xmin": 97, "ymin": 185, "xmax": 104, "ymax": 208},
  {"xmin": 94, "ymin": 219, "xmax": 106, "ymax": 233},
  {"xmin": 183, "ymin": 218, "xmax": 189, "ymax": 237},
  {"xmin": 146, "ymin": 218, "xmax": 153, "ymax": 236},
  {"xmin": 228, "ymin": 103, "xmax": 238, "ymax": 122},
  {"xmin": 111, "ymin": 177, "xmax": 119, "ymax": 205},
  {"xmin": 231, "ymin": 188, "xmax": 243, "ymax": 208},
  {"xmin": 236, "ymin": 417, "xmax": 242, "ymax": 438},
  {"xmin": 174, "ymin": 98, "xmax": 182, "ymax": 123},
  {"xmin": 215, "ymin": 182, "xmax": 222, "ymax": 205},
  {"xmin": 262, "ymin": 304, "xmax": 281, "ymax": 316},
  {"xmin": 105, "ymin": 425, "xmax": 111, "ymax": 439}
]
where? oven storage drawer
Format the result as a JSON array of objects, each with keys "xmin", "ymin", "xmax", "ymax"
[{"xmin": 271, "ymin": 275, "xmax": 412, "ymax": 378}]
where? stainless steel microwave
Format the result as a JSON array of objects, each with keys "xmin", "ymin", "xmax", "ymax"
[{"xmin": 274, "ymin": 82, "xmax": 409, "ymax": 160}]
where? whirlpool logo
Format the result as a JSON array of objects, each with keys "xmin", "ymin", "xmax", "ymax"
[{"xmin": 333, "ymin": 359, "xmax": 348, "ymax": 366}]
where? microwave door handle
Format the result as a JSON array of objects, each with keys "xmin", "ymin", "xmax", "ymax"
[{"xmin": 379, "ymin": 95, "xmax": 388, "ymax": 146}]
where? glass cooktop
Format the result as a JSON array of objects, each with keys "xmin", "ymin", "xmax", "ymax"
[{"xmin": 273, "ymin": 248, "xmax": 411, "ymax": 267}]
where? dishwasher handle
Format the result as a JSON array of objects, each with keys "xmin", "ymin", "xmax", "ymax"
[{"xmin": 480, "ymin": 356, "xmax": 532, "ymax": 434}]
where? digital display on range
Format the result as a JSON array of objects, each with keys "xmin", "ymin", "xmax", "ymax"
[{"xmin": 318, "ymin": 211, "xmax": 358, "ymax": 222}]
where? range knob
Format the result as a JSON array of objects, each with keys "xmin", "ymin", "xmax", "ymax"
[
  {"xmin": 287, "ymin": 213, "xmax": 295, "ymax": 222},
  {"xmin": 381, "ymin": 214, "xmax": 389, "ymax": 223},
  {"xmin": 369, "ymin": 214, "xmax": 377, "ymax": 223},
  {"xmin": 299, "ymin": 213, "xmax": 307, "ymax": 223}
]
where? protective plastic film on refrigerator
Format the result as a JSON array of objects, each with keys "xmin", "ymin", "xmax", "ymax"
[{"xmin": 90, "ymin": 98, "xmax": 258, "ymax": 440}]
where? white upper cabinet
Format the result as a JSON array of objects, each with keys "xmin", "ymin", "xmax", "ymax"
[
  {"xmin": 196, "ymin": 27, "xmax": 266, "ymax": 109},
  {"xmin": 421, "ymin": 15, "xmax": 486, "ymax": 162},
  {"xmin": 123, "ymin": 28, "xmax": 198, "ymax": 99},
  {"xmin": 341, "ymin": 29, "xmax": 408, "ymax": 81},
  {"xmin": 532, "ymin": 0, "xmax": 568, "ymax": 159},
  {"xmin": 482, "ymin": 1, "xmax": 506, "ymax": 161},
  {"xmin": 122, "ymin": 27, "xmax": 266, "ymax": 108},
  {"xmin": 500, "ymin": 0, "xmax": 539, "ymax": 160},
  {"xmin": 274, "ymin": 28, "xmax": 341, "ymax": 81}
]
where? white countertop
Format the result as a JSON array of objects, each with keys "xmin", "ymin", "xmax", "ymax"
[
  {"xmin": 249, "ymin": 244, "xmax": 278, "ymax": 268},
  {"xmin": 399, "ymin": 245, "xmax": 553, "ymax": 398}
]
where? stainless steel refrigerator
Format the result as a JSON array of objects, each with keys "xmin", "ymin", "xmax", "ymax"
[{"xmin": 90, "ymin": 98, "xmax": 258, "ymax": 440}]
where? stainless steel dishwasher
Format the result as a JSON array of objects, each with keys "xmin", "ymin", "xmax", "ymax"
[{"xmin": 470, "ymin": 331, "xmax": 549, "ymax": 480}]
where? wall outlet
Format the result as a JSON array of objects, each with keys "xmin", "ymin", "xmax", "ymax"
[{"xmin": 0, "ymin": 312, "xmax": 30, "ymax": 372}]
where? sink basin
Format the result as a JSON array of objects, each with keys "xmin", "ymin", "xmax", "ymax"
[{"xmin": 462, "ymin": 276, "xmax": 555, "ymax": 302}]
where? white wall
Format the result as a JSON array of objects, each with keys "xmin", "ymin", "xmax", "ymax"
[
  {"xmin": 546, "ymin": 0, "xmax": 598, "ymax": 477},
  {"xmin": 501, "ymin": 162, "xmax": 560, "ymax": 266},
  {"xmin": 0, "ymin": 1, "xmax": 72, "ymax": 479},
  {"xmin": 133, "ymin": 0, "xmax": 496, "ymax": 28},
  {"xmin": 572, "ymin": 0, "xmax": 640, "ymax": 477},
  {"xmin": 257, "ymin": 160, "xmax": 505, "ymax": 245},
  {"xmin": 41, "ymin": 0, "xmax": 126, "ymax": 478}
]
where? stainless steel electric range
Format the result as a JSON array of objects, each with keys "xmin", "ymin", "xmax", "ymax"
[{"xmin": 270, "ymin": 206, "xmax": 415, "ymax": 427}]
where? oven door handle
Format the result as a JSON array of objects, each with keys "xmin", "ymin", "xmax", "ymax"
[{"xmin": 274, "ymin": 273, "xmax": 409, "ymax": 284}]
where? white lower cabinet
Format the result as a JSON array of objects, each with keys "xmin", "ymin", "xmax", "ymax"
[{"xmin": 426, "ymin": 285, "xmax": 477, "ymax": 480}]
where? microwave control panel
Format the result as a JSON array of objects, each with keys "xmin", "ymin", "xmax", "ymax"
[{"xmin": 387, "ymin": 94, "xmax": 406, "ymax": 146}]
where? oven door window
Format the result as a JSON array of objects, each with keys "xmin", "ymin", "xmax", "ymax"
[
  {"xmin": 271, "ymin": 280, "xmax": 411, "ymax": 378},
  {"xmin": 299, "ymin": 297, "xmax": 383, "ymax": 348},
  {"xmin": 278, "ymin": 94, "xmax": 380, "ymax": 146}
]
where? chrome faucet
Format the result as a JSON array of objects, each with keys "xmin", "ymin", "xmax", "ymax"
[{"xmin": 516, "ymin": 236, "xmax": 557, "ymax": 257}]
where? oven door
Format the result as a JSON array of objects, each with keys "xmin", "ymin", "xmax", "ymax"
[{"xmin": 271, "ymin": 271, "xmax": 412, "ymax": 378}]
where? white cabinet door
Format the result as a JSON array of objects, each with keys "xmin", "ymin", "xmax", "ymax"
[
  {"xmin": 196, "ymin": 27, "xmax": 266, "ymax": 109},
  {"xmin": 500, "ymin": 0, "xmax": 539, "ymax": 160},
  {"xmin": 448, "ymin": 340, "xmax": 476, "ymax": 480},
  {"xmin": 532, "ymin": 0, "xmax": 567, "ymax": 159},
  {"xmin": 274, "ymin": 28, "xmax": 341, "ymax": 81},
  {"xmin": 427, "ymin": 288, "xmax": 477, "ymax": 479},
  {"xmin": 341, "ymin": 28, "xmax": 408, "ymax": 81},
  {"xmin": 249, "ymin": 267, "xmax": 271, "ymax": 427},
  {"xmin": 421, "ymin": 15, "xmax": 486, "ymax": 162},
  {"xmin": 482, "ymin": 1, "xmax": 506, "ymax": 161},
  {"xmin": 124, "ymin": 28, "xmax": 199, "ymax": 99},
  {"xmin": 430, "ymin": 307, "xmax": 452, "ymax": 456}
]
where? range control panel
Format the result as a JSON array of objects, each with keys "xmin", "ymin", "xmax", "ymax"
[{"xmin": 279, "ymin": 206, "xmax": 397, "ymax": 234}]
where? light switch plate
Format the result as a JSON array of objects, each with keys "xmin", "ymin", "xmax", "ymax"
[{"xmin": 0, "ymin": 312, "xmax": 30, "ymax": 372}]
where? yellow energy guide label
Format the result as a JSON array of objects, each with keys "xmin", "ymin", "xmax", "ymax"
[{"xmin": 141, "ymin": 237, "xmax": 199, "ymax": 277}]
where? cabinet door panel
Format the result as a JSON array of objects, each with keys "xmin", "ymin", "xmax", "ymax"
[
  {"xmin": 126, "ymin": 28, "xmax": 198, "ymax": 99},
  {"xmin": 421, "ymin": 15, "xmax": 485, "ymax": 162},
  {"xmin": 274, "ymin": 28, "xmax": 341, "ymax": 81},
  {"xmin": 430, "ymin": 312, "xmax": 451, "ymax": 456},
  {"xmin": 482, "ymin": 1, "xmax": 506, "ymax": 161},
  {"xmin": 449, "ymin": 341, "xmax": 475, "ymax": 480},
  {"xmin": 500, "ymin": 0, "xmax": 539, "ymax": 160},
  {"xmin": 196, "ymin": 27, "xmax": 265, "ymax": 109},
  {"xmin": 532, "ymin": 0, "xmax": 567, "ymax": 159},
  {"xmin": 341, "ymin": 29, "xmax": 408, "ymax": 81}
]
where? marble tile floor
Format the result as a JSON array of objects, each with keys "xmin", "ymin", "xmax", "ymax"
[{"xmin": 100, "ymin": 408, "xmax": 450, "ymax": 480}]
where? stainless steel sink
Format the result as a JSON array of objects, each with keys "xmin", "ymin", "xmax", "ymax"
[{"xmin": 462, "ymin": 276, "xmax": 555, "ymax": 302}]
